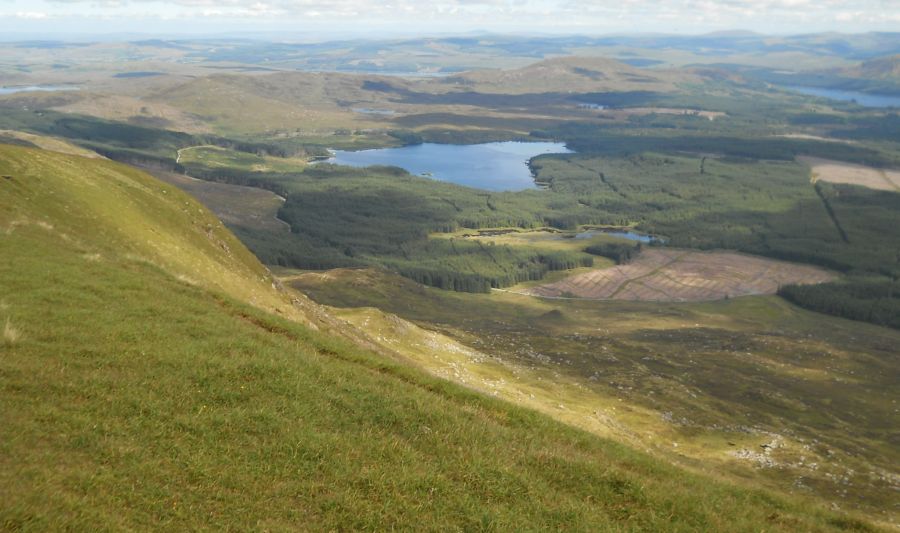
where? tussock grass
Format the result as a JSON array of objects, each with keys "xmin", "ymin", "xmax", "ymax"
[{"xmin": 2, "ymin": 317, "xmax": 21, "ymax": 345}]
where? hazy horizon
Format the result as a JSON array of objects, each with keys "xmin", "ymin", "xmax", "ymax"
[{"xmin": 1, "ymin": 0, "xmax": 898, "ymax": 39}]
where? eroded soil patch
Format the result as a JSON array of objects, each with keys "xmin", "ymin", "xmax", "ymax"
[
  {"xmin": 521, "ymin": 249, "xmax": 836, "ymax": 302},
  {"xmin": 800, "ymin": 156, "xmax": 900, "ymax": 192}
]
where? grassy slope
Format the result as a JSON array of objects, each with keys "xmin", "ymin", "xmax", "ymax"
[
  {"xmin": 0, "ymin": 143, "xmax": 877, "ymax": 530},
  {"xmin": 0, "ymin": 130, "xmax": 104, "ymax": 159},
  {"xmin": 286, "ymin": 267, "xmax": 900, "ymax": 523},
  {"xmin": 0, "ymin": 144, "xmax": 312, "ymax": 326}
]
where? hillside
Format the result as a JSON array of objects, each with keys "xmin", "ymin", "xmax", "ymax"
[
  {"xmin": 0, "ymin": 143, "xmax": 877, "ymax": 530},
  {"xmin": 127, "ymin": 57, "xmax": 697, "ymax": 135},
  {"xmin": 442, "ymin": 56, "xmax": 697, "ymax": 94},
  {"xmin": 145, "ymin": 72, "xmax": 387, "ymax": 135},
  {"xmin": 846, "ymin": 54, "xmax": 900, "ymax": 80},
  {"xmin": 0, "ymin": 143, "xmax": 315, "ymax": 327}
]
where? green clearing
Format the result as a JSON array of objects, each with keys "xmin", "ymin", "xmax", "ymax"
[
  {"xmin": 177, "ymin": 145, "xmax": 310, "ymax": 173},
  {"xmin": 3, "ymin": 143, "xmax": 883, "ymax": 530}
]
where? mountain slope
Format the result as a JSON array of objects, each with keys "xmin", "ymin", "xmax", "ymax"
[
  {"xmin": 0, "ymin": 143, "xmax": 316, "ymax": 326},
  {"xmin": 0, "ymin": 144, "xmax": 872, "ymax": 530}
]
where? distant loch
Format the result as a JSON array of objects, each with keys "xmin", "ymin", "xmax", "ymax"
[
  {"xmin": 0, "ymin": 85, "xmax": 79, "ymax": 95},
  {"xmin": 783, "ymin": 86, "xmax": 900, "ymax": 108},
  {"xmin": 326, "ymin": 141, "xmax": 573, "ymax": 191}
]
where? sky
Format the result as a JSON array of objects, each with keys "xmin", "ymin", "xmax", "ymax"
[{"xmin": 1, "ymin": 0, "xmax": 899, "ymax": 38}]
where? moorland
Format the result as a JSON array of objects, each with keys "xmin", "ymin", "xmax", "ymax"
[{"xmin": 2, "ymin": 32, "xmax": 899, "ymax": 529}]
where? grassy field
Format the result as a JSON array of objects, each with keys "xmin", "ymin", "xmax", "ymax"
[
  {"xmin": 287, "ymin": 266, "xmax": 900, "ymax": 524},
  {"xmin": 4, "ymin": 143, "xmax": 887, "ymax": 530}
]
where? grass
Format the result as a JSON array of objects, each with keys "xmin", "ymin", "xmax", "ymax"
[
  {"xmin": 4, "ymin": 51, "xmax": 900, "ymax": 527},
  {"xmin": 177, "ymin": 145, "xmax": 310, "ymax": 173},
  {"xmin": 0, "ymin": 142, "xmax": 883, "ymax": 531},
  {"xmin": 287, "ymin": 266, "xmax": 900, "ymax": 524},
  {"xmin": 0, "ymin": 143, "xmax": 309, "ymax": 325}
]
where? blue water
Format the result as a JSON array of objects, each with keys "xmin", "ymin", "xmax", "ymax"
[
  {"xmin": 351, "ymin": 107, "xmax": 396, "ymax": 115},
  {"xmin": 574, "ymin": 229, "xmax": 659, "ymax": 243},
  {"xmin": 0, "ymin": 85, "xmax": 78, "ymax": 95},
  {"xmin": 783, "ymin": 86, "xmax": 900, "ymax": 108},
  {"xmin": 328, "ymin": 141, "xmax": 572, "ymax": 191}
]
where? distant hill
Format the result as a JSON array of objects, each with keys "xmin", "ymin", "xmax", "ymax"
[
  {"xmin": 444, "ymin": 56, "xmax": 696, "ymax": 94},
  {"xmin": 146, "ymin": 71, "xmax": 394, "ymax": 134},
  {"xmin": 713, "ymin": 51, "xmax": 900, "ymax": 95},
  {"xmin": 142, "ymin": 57, "xmax": 696, "ymax": 135},
  {"xmin": 845, "ymin": 54, "xmax": 900, "ymax": 80}
]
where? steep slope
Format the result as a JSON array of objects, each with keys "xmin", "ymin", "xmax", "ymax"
[
  {"xmin": 0, "ymin": 144, "xmax": 874, "ymax": 530},
  {"xmin": 0, "ymin": 143, "xmax": 314, "ymax": 327},
  {"xmin": 0, "ymin": 129, "xmax": 104, "ymax": 159}
]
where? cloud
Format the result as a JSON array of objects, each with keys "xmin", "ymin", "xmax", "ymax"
[
  {"xmin": 4, "ymin": 0, "xmax": 899, "ymax": 33},
  {"xmin": 14, "ymin": 11, "xmax": 50, "ymax": 19}
]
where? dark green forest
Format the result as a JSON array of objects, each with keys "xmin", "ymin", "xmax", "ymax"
[{"xmin": 2, "ymin": 83, "xmax": 899, "ymax": 328}]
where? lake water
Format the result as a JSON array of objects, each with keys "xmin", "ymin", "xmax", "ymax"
[
  {"xmin": 574, "ymin": 229, "xmax": 660, "ymax": 243},
  {"xmin": 351, "ymin": 107, "xmax": 396, "ymax": 116},
  {"xmin": 783, "ymin": 86, "xmax": 900, "ymax": 108},
  {"xmin": 327, "ymin": 141, "xmax": 572, "ymax": 191},
  {"xmin": 0, "ymin": 85, "xmax": 79, "ymax": 95}
]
